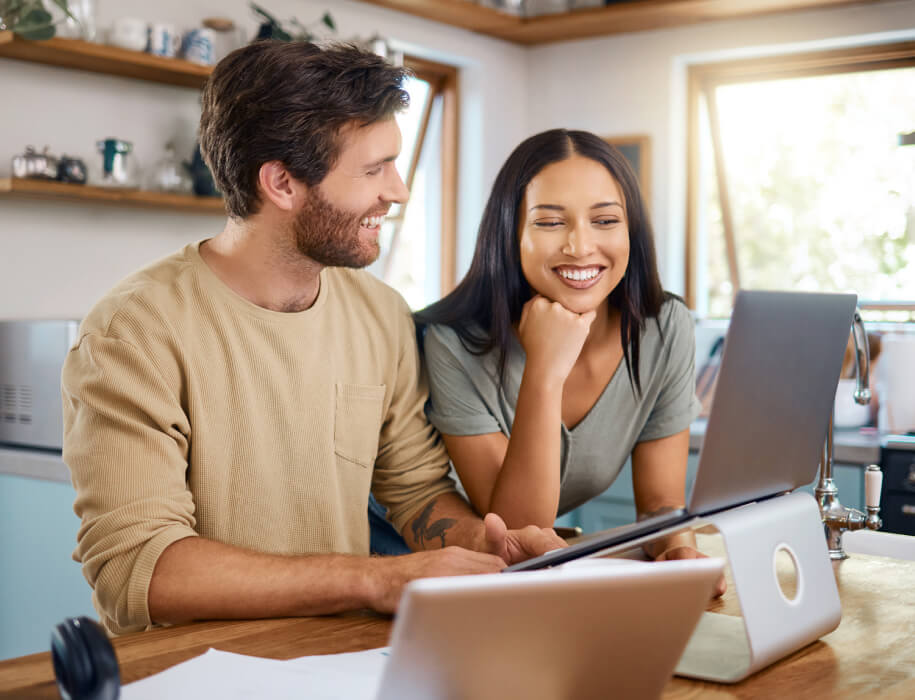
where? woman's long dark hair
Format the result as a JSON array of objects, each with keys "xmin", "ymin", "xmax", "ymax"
[{"xmin": 414, "ymin": 128, "xmax": 666, "ymax": 395}]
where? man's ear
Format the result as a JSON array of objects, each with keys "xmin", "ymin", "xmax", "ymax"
[{"xmin": 257, "ymin": 161, "xmax": 305, "ymax": 212}]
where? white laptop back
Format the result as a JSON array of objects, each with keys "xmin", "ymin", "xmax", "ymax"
[{"xmin": 376, "ymin": 557, "xmax": 724, "ymax": 700}]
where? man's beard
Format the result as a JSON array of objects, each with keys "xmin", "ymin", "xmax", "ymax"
[{"xmin": 292, "ymin": 186, "xmax": 381, "ymax": 269}]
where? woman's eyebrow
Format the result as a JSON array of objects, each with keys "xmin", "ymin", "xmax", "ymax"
[{"xmin": 528, "ymin": 201, "xmax": 623, "ymax": 212}]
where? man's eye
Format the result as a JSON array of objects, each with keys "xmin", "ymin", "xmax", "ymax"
[{"xmin": 366, "ymin": 167, "xmax": 382, "ymax": 176}]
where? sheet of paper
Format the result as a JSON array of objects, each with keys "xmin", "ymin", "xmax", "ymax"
[{"xmin": 121, "ymin": 646, "xmax": 391, "ymax": 700}]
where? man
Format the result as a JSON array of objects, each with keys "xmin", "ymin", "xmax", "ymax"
[{"xmin": 61, "ymin": 40, "xmax": 564, "ymax": 635}]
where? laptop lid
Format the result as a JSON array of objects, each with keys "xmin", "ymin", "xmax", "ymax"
[
  {"xmin": 687, "ymin": 290, "xmax": 856, "ymax": 514},
  {"xmin": 376, "ymin": 558, "xmax": 724, "ymax": 700}
]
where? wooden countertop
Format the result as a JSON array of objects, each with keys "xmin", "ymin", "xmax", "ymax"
[{"xmin": 1, "ymin": 533, "xmax": 913, "ymax": 699}]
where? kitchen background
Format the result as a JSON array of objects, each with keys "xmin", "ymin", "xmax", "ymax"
[{"xmin": 2, "ymin": 0, "xmax": 915, "ymax": 661}]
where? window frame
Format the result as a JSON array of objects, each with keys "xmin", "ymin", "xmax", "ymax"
[
  {"xmin": 391, "ymin": 55, "xmax": 459, "ymax": 296},
  {"xmin": 685, "ymin": 40, "xmax": 915, "ymax": 312}
]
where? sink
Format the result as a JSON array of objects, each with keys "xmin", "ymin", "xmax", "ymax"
[{"xmin": 843, "ymin": 529, "xmax": 915, "ymax": 561}]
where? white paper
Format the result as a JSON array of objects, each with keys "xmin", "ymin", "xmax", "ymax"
[{"xmin": 121, "ymin": 646, "xmax": 391, "ymax": 700}]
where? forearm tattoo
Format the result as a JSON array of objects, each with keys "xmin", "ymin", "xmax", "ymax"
[{"xmin": 410, "ymin": 499, "xmax": 457, "ymax": 548}]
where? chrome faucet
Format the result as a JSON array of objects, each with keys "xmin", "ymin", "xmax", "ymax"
[{"xmin": 815, "ymin": 309, "xmax": 883, "ymax": 560}]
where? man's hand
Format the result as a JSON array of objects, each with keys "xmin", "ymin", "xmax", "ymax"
[
  {"xmin": 481, "ymin": 512, "xmax": 567, "ymax": 565},
  {"xmin": 654, "ymin": 545, "xmax": 727, "ymax": 598},
  {"xmin": 367, "ymin": 547, "xmax": 507, "ymax": 614}
]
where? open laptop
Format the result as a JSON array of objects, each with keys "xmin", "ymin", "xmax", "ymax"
[
  {"xmin": 376, "ymin": 557, "xmax": 724, "ymax": 700},
  {"xmin": 505, "ymin": 290, "xmax": 857, "ymax": 572}
]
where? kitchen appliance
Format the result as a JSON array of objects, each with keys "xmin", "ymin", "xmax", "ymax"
[
  {"xmin": 0, "ymin": 320, "xmax": 79, "ymax": 451},
  {"xmin": 879, "ymin": 436, "xmax": 915, "ymax": 536}
]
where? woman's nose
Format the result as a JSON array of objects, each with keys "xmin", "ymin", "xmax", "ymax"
[{"xmin": 561, "ymin": 223, "xmax": 596, "ymax": 257}]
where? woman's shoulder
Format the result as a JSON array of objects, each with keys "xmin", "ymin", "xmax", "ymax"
[
  {"xmin": 657, "ymin": 293, "xmax": 693, "ymax": 329},
  {"xmin": 644, "ymin": 294, "xmax": 695, "ymax": 350},
  {"xmin": 423, "ymin": 322, "xmax": 505, "ymax": 378}
]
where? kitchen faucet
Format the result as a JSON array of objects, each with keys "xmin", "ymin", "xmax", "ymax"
[{"xmin": 815, "ymin": 309, "xmax": 883, "ymax": 560}]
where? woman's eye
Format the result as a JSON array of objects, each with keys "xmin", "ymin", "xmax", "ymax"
[
  {"xmin": 533, "ymin": 221, "xmax": 564, "ymax": 228},
  {"xmin": 366, "ymin": 167, "xmax": 382, "ymax": 176},
  {"xmin": 595, "ymin": 218, "xmax": 620, "ymax": 226}
]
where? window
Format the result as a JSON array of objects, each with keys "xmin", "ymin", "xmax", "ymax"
[
  {"xmin": 687, "ymin": 42, "xmax": 915, "ymax": 322},
  {"xmin": 367, "ymin": 57, "xmax": 458, "ymax": 310}
]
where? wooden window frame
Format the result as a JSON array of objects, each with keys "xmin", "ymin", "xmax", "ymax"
[
  {"xmin": 392, "ymin": 55, "xmax": 459, "ymax": 296},
  {"xmin": 685, "ymin": 40, "xmax": 915, "ymax": 311}
]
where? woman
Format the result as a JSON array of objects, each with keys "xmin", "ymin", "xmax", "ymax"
[{"xmin": 416, "ymin": 128, "xmax": 710, "ymax": 566}]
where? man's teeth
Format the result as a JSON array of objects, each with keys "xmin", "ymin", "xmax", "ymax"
[
  {"xmin": 558, "ymin": 268, "xmax": 600, "ymax": 281},
  {"xmin": 361, "ymin": 215, "xmax": 385, "ymax": 228}
]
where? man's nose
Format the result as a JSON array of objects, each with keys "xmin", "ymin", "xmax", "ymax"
[{"xmin": 385, "ymin": 168, "xmax": 410, "ymax": 204}]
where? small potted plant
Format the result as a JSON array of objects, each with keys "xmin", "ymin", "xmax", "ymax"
[
  {"xmin": 249, "ymin": 3, "xmax": 335, "ymax": 42},
  {"xmin": 0, "ymin": 0, "xmax": 75, "ymax": 40}
]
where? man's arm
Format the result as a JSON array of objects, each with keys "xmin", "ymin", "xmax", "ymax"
[{"xmin": 147, "ymin": 534, "xmax": 508, "ymax": 623}]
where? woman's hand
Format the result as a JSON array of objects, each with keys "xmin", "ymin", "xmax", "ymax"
[{"xmin": 518, "ymin": 295, "xmax": 596, "ymax": 385}]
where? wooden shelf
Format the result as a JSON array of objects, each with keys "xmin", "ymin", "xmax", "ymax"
[
  {"xmin": 360, "ymin": 0, "xmax": 887, "ymax": 44},
  {"xmin": 0, "ymin": 31, "xmax": 211, "ymax": 87},
  {"xmin": 0, "ymin": 178, "xmax": 225, "ymax": 214}
]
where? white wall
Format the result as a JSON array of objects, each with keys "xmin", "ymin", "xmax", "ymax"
[
  {"xmin": 4, "ymin": 0, "xmax": 915, "ymax": 319},
  {"xmin": 0, "ymin": 0, "xmax": 528, "ymax": 319},
  {"xmin": 526, "ymin": 0, "xmax": 915, "ymax": 295}
]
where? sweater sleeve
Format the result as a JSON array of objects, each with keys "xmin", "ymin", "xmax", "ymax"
[
  {"xmin": 61, "ymin": 331, "xmax": 197, "ymax": 635},
  {"xmin": 371, "ymin": 302, "xmax": 457, "ymax": 535}
]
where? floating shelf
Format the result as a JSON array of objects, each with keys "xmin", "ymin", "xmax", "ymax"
[
  {"xmin": 0, "ymin": 178, "xmax": 225, "ymax": 214},
  {"xmin": 359, "ymin": 0, "xmax": 887, "ymax": 45},
  {"xmin": 0, "ymin": 31, "xmax": 211, "ymax": 88}
]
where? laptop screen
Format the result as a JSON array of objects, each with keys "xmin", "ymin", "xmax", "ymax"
[{"xmin": 687, "ymin": 290, "xmax": 856, "ymax": 515}]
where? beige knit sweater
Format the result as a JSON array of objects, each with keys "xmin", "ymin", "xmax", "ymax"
[{"xmin": 61, "ymin": 241, "xmax": 455, "ymax": 634}]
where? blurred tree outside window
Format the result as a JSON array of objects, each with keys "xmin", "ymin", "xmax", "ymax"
[{"xmin": 689, "ymin": 45, "xmax": 915, "ymax": 323}]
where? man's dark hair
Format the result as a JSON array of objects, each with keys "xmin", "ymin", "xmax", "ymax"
[
  {"xmin": 199, "ymin": 40, "xmax": 410, "ymax": 219},
  {"xmin": 415, "ymin": 129, "xmax": 668, "ymax": 396}
]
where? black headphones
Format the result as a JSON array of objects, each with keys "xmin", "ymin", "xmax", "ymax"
[{"xmin": 50, "ymin": 617, "xmax": 121, "ymax": 700}]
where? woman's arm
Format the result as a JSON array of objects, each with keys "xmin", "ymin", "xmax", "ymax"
[
  {"xmin": 441, "ymin": 296, "xmax": 595, "ymax": 529},
  {"xmin": 442, "ymin": 364, "xmax": 563, "ymax": 528},
  {"xmin": 632, "ymin": 429, "xmax": 726, "ymax": 596},
  {"xmin": 631, "ymin": 429, "xmax": 696, "ymax": 558}
]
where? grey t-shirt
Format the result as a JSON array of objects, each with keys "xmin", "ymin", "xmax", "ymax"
[{"xmin": 422, "ymin": 297, "xmax": 701, "ymax": 516}]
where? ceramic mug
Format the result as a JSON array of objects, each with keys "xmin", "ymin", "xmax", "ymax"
[
  {"xmin": 148, "ymin": 22, "xmax": 180, "ymax": 58},
  {"xmin": 181, "ymin": 27, "xmax": 215, "ymax": 65},
  {"xmin": 109, "ymin": 17, "xmax": 148, "ymax": 52}
]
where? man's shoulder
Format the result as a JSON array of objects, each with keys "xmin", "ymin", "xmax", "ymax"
[
  {"xmin": 326, "ymin": 267, "xmax": 411, "ymax": 315},
  {"xmin": 79, "ymin": 244, "xmax": 198, "ymax": 342}
]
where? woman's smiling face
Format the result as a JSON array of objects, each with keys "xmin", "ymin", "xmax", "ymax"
[{"xmin": 518, "ymin": 154, "xmax": 630, "ymax": 314}]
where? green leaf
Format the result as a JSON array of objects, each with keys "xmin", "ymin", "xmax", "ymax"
[
  {"xmin": 250, "ymin": 2, "xmax": 279, "ymax": 27},
  {"xmin": 47, "ymin": 0, "xmax": 76, "ymax": 22},
  {"xmin": 321, "ymin": 12, "xmax": 335, "ymax": 31}
]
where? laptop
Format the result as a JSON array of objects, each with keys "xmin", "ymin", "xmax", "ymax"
[
  {"xmin": 505, "ymin": 290, "xmax": 857, "ymax": 572},
  {"xmin": 376, "ymin": 557, "xmax": 724, "ymax": 700}
]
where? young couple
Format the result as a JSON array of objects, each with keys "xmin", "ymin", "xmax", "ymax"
[{"xmin": 63, "ymin": 40, "xmax": 716, "ymax": 637}]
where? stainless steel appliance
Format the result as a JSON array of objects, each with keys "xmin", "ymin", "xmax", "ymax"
[{"xmin": 0, "ymin": 320, "xmax": 79, "ymax": 450}]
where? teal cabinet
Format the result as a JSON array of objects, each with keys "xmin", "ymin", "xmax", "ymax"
[{"xmin": 0, "ymin": 473, "xmax": 95, "ymax": 660}]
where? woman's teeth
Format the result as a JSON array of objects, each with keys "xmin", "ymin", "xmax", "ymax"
[
  {"xmin": 361, "ymin": 215, "xmax": 385, "ymax": 228},
  {"xmin": 558, "ymin": 267, "xmax": 600, "ymax": 281}
]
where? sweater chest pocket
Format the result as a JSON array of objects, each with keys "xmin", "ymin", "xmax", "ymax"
[{"xmin": 334, "ymin": 383, "xmax": 386, "ymax": 468}]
